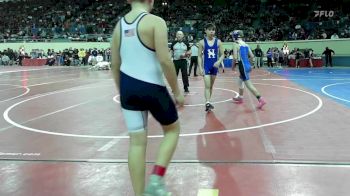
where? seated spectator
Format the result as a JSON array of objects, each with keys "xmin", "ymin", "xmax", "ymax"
[
  {"xmin": 78, "ymin": 48, "xmax": 86, "ymax": 65},
  {"xmin": 63, "ymin": 53, "xmax": 71, "ymax": 66},
  {"xmin": 1, "ymin": 54, "xmax": 10, "ymax": 65},
  {"xmin": 88, "ymin": 54, "xmax": 97, "ymax": 65},
  {"xmin": 47, "ymin": 54, "xmax": 56, "ymax": 66},
  {"xmin": 331, "ymin": 33, "xmax": 339, "ymax": 39},
  {"xmin": 73, "ymin": 48, "xmax": 80, "ymax": 66},
  {"xmin": 96, "ymin": 53, "xmax": 104, "ymax": 63},
  {"xmin": 1, "ymin": 0, "xmax": 349, "ymax": 42}
]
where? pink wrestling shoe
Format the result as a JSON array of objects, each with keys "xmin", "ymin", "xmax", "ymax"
[{"xmin": 257, "ymin": 97, "xmax": 266, "ymax": 109}]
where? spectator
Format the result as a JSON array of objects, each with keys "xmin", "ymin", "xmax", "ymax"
[
  {"xmin": 188, "ymin": 41, "xmax": 199, "ymax": 77},
  {"xmin": 47, "ymin": 53, "xmax": 56, "ymax": 66},
  {"xmin": 309, "ymin": 49, "xmax": 315, "ymax": 67},
  {"xmin": 254, "ymin": 45, "xmax": 263, "ymax": 68},
  {"xmin": 47, "ymin": 49, "xmax": 53, "ymax": 57},
  {"xmin": 321, "ymin": 31, "xmax": 328, "ymax": 39},
  {"xmin": 92, "ymin": 48, "xmax": 98, "ymax": 57},
  {"xmin": 331, "ymin": 32, "xmax": 339, "ymax": 39},
  {"xmin": 19, "ymin": 46, "xmax": 25, "ymax": 66},
  {"xmin": 1, "ymin": 0, "xmax": 349, "ymax": 42},
  {"xmin": 63, "ymin": 52, "xmax": 71, "ymax": 66},
  {"xmin": 56, "ymin": 51, "xmax": 63, "ymax": 66},
  {"xmin": 266, "ymin": 48, "xmax": 273, "ymax": 67},
  {"xmin": 71, "ymin": 48, "xmax": 79, "ymax": 66},
  {"xmin": 294, "ymin": 48, "xmax": 303, "ymax": 68},
  {"xmin": 278, "ymin": 49, "xmax": 284, "ymax": 67},
  {"xmin": 1, "ymin": 54, "xmax": 10, "ymax": 65},
  {"xmin": 273, "ymin": 48, "xmax": 279, "ymax": 67},
  {"xmin": 78, "ymin": 48, "xmax": 86, "ymax": 65},
  {"xmin": 105, "ymin": 48, "xmax": 111, "ymax": 62},
  {"xmin": 282, "ymin": 42, "xmax": 290, "ymax": 66}
]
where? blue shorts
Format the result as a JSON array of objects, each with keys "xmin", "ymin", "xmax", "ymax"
[
  {"xmin": 120, "ymin": 72, "xmax": 178, "ymax": 132},
  {"xmin": 204, "ymin": 65, "xmax": 218, "ymax": 75},
  {"xmin": 238, "ymin": 61, "xmax": 251, "ymax": 81}
]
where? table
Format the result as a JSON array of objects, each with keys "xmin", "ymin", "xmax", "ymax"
[
  {"xmin": 288, "ymin": 59, "xmax": 323, "ymax": 67},
  {"xmin": 22, "ymin": 58, "xmax": 47, "ymax": 66}
]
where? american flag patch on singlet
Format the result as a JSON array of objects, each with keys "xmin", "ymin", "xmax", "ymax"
[{"xmin": 124, "ymin": 29, "xmax": 135, "ymax": 37}]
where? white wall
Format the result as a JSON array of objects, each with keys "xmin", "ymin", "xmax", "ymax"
[{"xmin": 1, "ymin": 38, "xmax": 350, "ymax": 56}]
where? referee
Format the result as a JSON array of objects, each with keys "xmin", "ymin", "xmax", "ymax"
[
  {"xmin": 188, "ymin": 41, "xmax": 199, "ymax": 77},
  {"xmin": 322, "ymin": 47, "xmax": 335, "ymax": 67},
  {"xmin": 171, "ymin": 31, "xmax": 191, "ymax": 93}
]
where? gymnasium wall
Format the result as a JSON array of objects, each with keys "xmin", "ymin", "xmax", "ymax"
[
  {"xmin": 222, "ymin": 38, "xmax": 350, "ymax": 66},
  {"xmin": 223, "ymin": 38, "xmax": 350, "ymax": 56},
  {"xmin": 1, "ymin": 38, "xmax": 350, "ymax": 66}
]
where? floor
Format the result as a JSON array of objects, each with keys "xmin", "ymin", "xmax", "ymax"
[{"xmin": 0, "ymin": 66, "xmax": 350, "ymax": 196}]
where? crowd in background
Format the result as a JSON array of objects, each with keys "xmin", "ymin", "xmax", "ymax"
[
  {"xmin": 0, "ymin": 0, "xmax": 344, "ymax": 67},
  {"xmin": 0, "ymin": 0, "xmax": 349, "ymax": 42},
  {"xmin": 0, "ymin": 42, "xmax": 335, "ymax": 68},
  {"xmin": 221, "ymin": 43, "xmax": 321, "ymax": 68},
  {"xmin": 0, "ymin": 47, "xmax": 111, "ymax": 66}
]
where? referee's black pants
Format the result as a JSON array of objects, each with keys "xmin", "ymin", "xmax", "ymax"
[
  {"xmin": 174, "ymin": 59, "xmax": 189, "ymax": 91},
  {"xmin": 325, "ymin": 55, "xmax": 333, "ymax": 67},
  {"xmin": 189, "ymin": 56, "xmax": 198, "ymax": 76}
]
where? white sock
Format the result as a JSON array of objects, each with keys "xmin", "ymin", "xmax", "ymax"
[{"xmin": 150, "ymin": 175, "xmax": 162, "ymax": 181}]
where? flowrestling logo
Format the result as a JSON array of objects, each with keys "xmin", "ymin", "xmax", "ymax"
[{"xmin": 314, "ymin": 10, "xmax": 335, "ymax": 18}]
